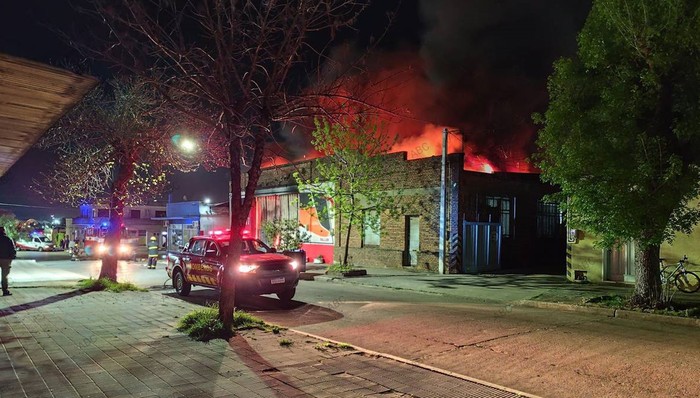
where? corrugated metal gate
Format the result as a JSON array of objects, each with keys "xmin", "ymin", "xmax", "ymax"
[{"xmin": 462, "ymin": 221, "xmax": 501, "ymax": 273}]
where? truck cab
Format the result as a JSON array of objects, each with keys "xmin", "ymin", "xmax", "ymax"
[{"xmin": 166, "ymin": 234, "xmax": 300, "ymax": 304}]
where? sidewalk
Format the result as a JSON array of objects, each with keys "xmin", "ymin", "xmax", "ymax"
[
  {"xmin": 0, "ymin": 287, "xmax": 536, "ymax": 398},
  {"xmin": 308, "ymin": 265, "xmax": 700, "ymax": 327},
  {"xmin": 308, "ymin": 265, "xmax": 635, "ymax": 304}
]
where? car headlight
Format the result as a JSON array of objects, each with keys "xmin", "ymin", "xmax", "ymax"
[
  {"xmin": 289, "ymin": 260, "xmax": 298, "ymax": 270},
  {"xmin": 96, "ymin": 245, "xmax": 108, "ymax": 254},
  {"xmin": 238, "ymin": 264, "xmax": 259, "ymax": 273},
  {"xmin": 118, "ymin": 244, "xmax": 131, "ymax": 254}
]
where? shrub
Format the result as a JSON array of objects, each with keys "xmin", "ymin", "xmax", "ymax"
[
  {"xmin": 177, "ymin": 307, "xmax": 231, "ymax": 342},
  {"xmin": 326, "ymin": 263, "xmax": 354, "ymax": 274},
  {"xmin": 77, "ymin": 278, "xmax": 146, "ymax": 292},
  {"xmin": 177, "ymin": 307, "xmax": 276, "ymax": 342}
]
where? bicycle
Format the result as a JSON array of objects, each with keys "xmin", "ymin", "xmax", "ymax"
[{"xmin": 659, "ymin": 255, "xmax": 700, "ymax": 293}]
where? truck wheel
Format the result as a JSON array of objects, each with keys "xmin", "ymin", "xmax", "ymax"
[
  {"xmin": 173, "ymin": 270, "xmax": 191, "ymax": 296},
  {"xmin": 276, "ymin": 288, "xmax": 296, "ymax": 306}
]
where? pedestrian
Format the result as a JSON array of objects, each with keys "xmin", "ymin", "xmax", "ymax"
[
  {"xmin": 147, "ymin": 233, "xmax": 159, "ymax": 269},
  {"xmin": 0, "ymin": 226, "xmax": 17, "ymax": 296}
]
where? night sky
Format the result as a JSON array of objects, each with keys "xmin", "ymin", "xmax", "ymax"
[{"xmin": 0, "ymin": 0, "xmax": 591, "ymax": 221}]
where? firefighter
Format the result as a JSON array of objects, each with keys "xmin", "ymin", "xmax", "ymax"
[{"xmin": 147, "ymin": 233, "xmax": 159, "ymax": 269}]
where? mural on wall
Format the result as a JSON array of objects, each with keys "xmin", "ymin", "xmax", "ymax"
[{"xmin": 299, "ymin": 192, "xmax": 333, "ymax": 244}]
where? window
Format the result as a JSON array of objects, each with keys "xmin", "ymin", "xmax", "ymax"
[
  {"xmin": 155, "ymin": 210, "xmax": 166, "ymax": 218},
  {"xmin": 486, "ymin": 197, "xmax": 511, "ymax": 237},
  {"xmin": 130, "ymin": 210, "xmax": 141, "ymax": 219},
  {"xmin": 537, "ymin": 201, "xmax": 562, "ymax": 238},
  {"xmin": 97, "ymin": 209, "xmax": 110, "ymax": 218},
  {"xmin": 205, "ymin": 241, "xmax": 219, "ymax": 257},
  {"xmin": 362, "ymin": 211, "xmax": 380, "ymax": 246},
  {"xmin": 189, "ymin": 239, "xmax": 206, "ymax": 256}
]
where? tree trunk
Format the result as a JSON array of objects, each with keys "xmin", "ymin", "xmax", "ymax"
[
  {"xmin": 631, "ymin": 241, "xmax": 663, "ymax": 308},
  {"xmin": 342, "ymin": 210, "xmax": 354, "ymax": 267},
  {"xmin": 220, "ymin": 136, "xmax": 242, "ymax": 331},
  {"xmin": 99, "ymin": 159, "xmax": 135, "ymax": 281},
  {"xmin": 220, "ymin": 130, "xmax": 266, "ymax": 332}
]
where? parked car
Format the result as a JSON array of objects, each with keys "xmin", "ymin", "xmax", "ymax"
[
  {"xmin": 15, "ymin": 236, "xmax": 56, "ymax": 252},
  {"xmin": 166, "ymin": 234, "xmax": 300, "ymax": 304}
]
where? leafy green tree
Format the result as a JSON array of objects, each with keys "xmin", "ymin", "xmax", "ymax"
[
  {"xmin": 261, "ymin": 218, "xmax": 311, "ymax": 251},
  {"xmin": 295, "ymin": 117, "xmax": 403, "ymax": 266},
  {"xmin": 535, "ymin": 0, "xmax": 700, "ymax": 307},
  {"xmin": 0, "ymin": 214, "xmax": 19, "ymax": 241}
]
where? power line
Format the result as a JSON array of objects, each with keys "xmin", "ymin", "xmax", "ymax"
[{"xmin": 0, "ymin": 202, "xmax": 52, "ymax": 209}]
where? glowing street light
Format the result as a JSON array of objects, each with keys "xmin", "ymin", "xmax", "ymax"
[
  {"xmin": 204, "ymin": 198, "xmax": 211, "ymax": 204},
  {"xmin": 179, "ymin": 137, "xmax": 197, "ymax": 152},
  {"xmin": 171, "ymin": 134, "xmax": 198, "ymax": 153}
]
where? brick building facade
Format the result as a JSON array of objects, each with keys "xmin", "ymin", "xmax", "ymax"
[{"xmin": 251, "ymin": 152, "xmax": 565, "ymax": 274}]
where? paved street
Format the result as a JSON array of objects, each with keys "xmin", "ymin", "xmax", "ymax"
[{"xmin": 3, "ymin": 259, "xmax": 700, "ymax": 397}]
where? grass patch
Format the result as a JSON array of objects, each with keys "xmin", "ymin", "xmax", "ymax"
[
  {"xmin": 326, "ymin": 263, "xmax": 355, "ymax": 273},
  {"xmin": 233, "ymin": 310, "xmax": 266, "ymax": 330},
  {"xmin": 279, "ymin": 339, "xmax": 293, "ymax": 347},
  {"xmin": 177, "ymin": 307, "xmax": 228, "ymax": 342},
  {"xmin": 177, "ymin": 306, "xmax": 281, "ymax": 342},
  {"xmin": 585, "ymin": 295, "xmax": 628, "ymax": 308},
  {"xmin": 585, "ymin": 294, "xmax": 700, "ymax": 319},
  {"xmin": 314, "ymin": 341, "xmax": 355, "ymax": 351},
  {"xmin": 77, "ymin": 278, "xmax": 146, "ymax": 292}
]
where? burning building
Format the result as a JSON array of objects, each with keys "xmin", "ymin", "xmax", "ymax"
[{"xmin": 248, "ymin": 150, "xmax": 565, "ymax": 274}]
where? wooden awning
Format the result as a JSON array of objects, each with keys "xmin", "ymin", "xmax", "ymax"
[{"xmin": 0, "ymin": 53, "xmax": 98, "ymax": 177}]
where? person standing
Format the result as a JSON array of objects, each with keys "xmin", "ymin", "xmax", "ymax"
[
  {"xmin": 147, "ymin": 233, "xmax": 159, "ymax": 269},
  {"xmin": 0, "ymin": 226, "xmax": 17, "ymax": 296}
]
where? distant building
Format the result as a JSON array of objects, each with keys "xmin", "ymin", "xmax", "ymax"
[
  {"xmin": 155, "ymin": 201, "xmax": 230, "ymax": 252},
  {"xmin": 68, "ymin": 204, "xmax": 167, "ymax": 255}
]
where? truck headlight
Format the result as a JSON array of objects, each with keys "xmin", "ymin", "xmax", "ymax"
[
  {"xmin": 118, "ymin": 244, "xmax": 131, "ymax": 254},
  {"xmin": 96, "ymin": 245, "xmax": 108, "ymax": 254},
  {"xmin": 289, "ymin": 260, "xmax": 298, "ymax": 270},
  {"xmin": 238, "ymin": 264, "xmax": 259, "ymax": 273}
]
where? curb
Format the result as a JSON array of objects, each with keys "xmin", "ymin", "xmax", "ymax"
[
  {"xmin": 517, "ymin": 300, "xmax": 700, "ymax": 328},
  {"xmin": 289, "ymin": 328, "xmax": 543, "ymax": 398}
]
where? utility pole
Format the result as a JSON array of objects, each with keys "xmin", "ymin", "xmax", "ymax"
[{"xmin": 438, "ymin": 127, "xmax": 447, "ymax": 274}]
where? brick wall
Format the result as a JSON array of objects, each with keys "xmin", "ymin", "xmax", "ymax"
[{"xmin": 253, "ymin": 151, "xmax": 563, "ymax": 273}]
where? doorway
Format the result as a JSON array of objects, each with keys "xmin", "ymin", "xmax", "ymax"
[
  {"xmin": 604, "ymin": 241, "xmax": 636, "ymax": 282},
  {"xmin": 404, "ymin": 216, "xmax": 420, "ymax": 266}
]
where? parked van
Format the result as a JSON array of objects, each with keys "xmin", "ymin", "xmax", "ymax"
[{"xmin": 15, "ymin": 236, "xmax": 56, "ymax": 252}]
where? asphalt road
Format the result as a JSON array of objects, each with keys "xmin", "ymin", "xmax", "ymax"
[{"xmin": 9, "ymin": 258, "xmax": 700, "ymax": 398}]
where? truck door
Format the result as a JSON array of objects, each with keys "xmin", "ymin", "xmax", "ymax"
[
  {"xmin": 202, "ymin": 241, "xmax": 221, "ymax": 286},
  {"xmin": 185, "ymin": 239, "xmax": 207, "ymax": 284}
]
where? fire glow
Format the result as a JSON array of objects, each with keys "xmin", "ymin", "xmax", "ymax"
[{"xmin": 262, "ymin": 52, "xmax": 537, "ymax": 174}]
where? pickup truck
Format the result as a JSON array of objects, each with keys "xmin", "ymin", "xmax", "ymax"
[
  {"xmin": 166, "ymin": 234, "xmax": 300, "ymax": 304},
  {"xmin": 15, "ymin": 236, "xmax": 56, "ymax": 252}
]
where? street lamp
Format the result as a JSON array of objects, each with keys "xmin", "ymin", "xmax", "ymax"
[
  {"xmin": 171, "ymin": 134, "xmax": 198, "ymax": 153},
  {"xmin": 204, "ymin": 198, "xmax": 211, "ymax": 204},
  {"xmin": 179, "ymin": 137, "xmax": 197, "ymax": 152}
]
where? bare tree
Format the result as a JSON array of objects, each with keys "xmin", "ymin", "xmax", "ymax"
[
  {"xmin": 35, "ymin": 77, "xmax": 208, "ymax": 280},
  {"xmin": 83, "ymin": 0, "xmax": 377, "ymax": 329}
]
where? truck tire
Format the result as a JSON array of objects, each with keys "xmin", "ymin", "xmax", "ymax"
[
  {"xmin": 173, "ymin": 270, "xmax": 191, "ymax": 296},
  {"xmin": 276, "ymin": 288, "xmax": 296, "ymax": 306}
]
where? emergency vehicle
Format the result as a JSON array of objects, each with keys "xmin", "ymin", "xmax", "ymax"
[{"xmin": 166, "ymin": 230, "xmax": 300, "ymax": 304}]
